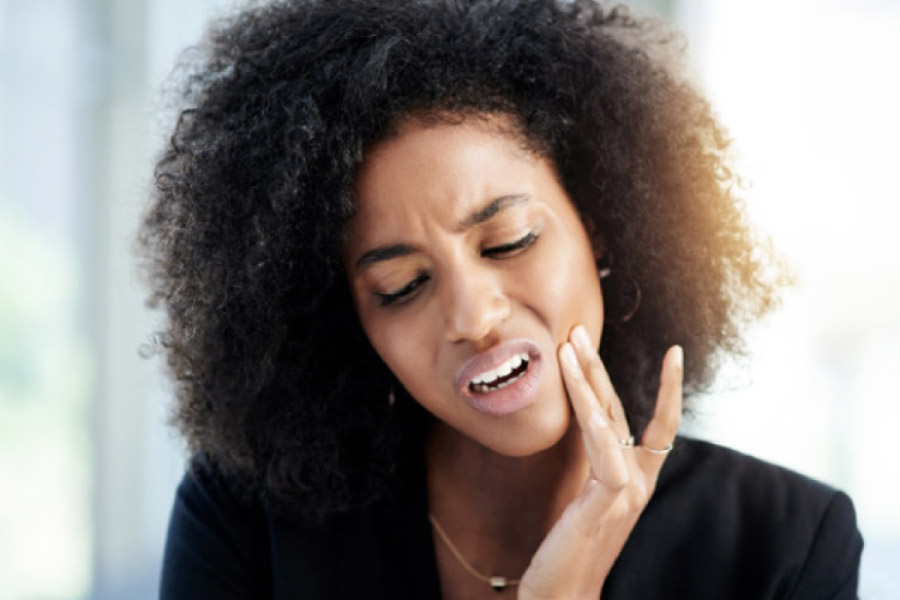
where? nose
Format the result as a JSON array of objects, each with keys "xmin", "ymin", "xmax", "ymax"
[{"xmin": 442, "ymin": 266, "xmax": 511, "ymax": 343}]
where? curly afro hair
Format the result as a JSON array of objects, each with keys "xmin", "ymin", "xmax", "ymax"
[{"xmin": 140, "ymin": 0, "xmax": 784, "ymax": 523}]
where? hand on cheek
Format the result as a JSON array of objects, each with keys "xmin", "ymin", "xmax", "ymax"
[{"xmin": 518, "ymin": 325, "xmax": 683, "ymax": 600}]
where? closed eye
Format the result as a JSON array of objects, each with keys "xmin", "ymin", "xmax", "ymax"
[
  {"xmin": 482, "ymin": 231, "xmax": 538, "ymax": 258},
  {"xmin": 376, "ymin": 273, "xmax": 430, "ymax": 306},
  {"xmin": 374, "ymin": 232, "xmax": 537, "ymax": 307}
]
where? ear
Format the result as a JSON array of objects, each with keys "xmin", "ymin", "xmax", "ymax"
[{"xmin": 581, "ymin": 215, "xmax": 607, "ymax": 261}]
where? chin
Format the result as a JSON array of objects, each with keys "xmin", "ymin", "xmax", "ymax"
[{"xmin": 481, "ymin": 398, "xmax": 574, "ymax": 458}]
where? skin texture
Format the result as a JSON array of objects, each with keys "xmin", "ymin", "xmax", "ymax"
[
  {"xmin": 345, "ymin": 116, "xmax": 604, "ymax": 457},
  {"xmin": 345, "ymin": 116, "xmax": 683, "ymax": 599}
]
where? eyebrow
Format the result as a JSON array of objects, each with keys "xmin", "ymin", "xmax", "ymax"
[
  {"xmin": 453, "ymin": 193, "xmax": 531, "ymax": 232},
  {"xmin": 354, "ymin": 193, "xmax": 532, "ymax": 272}
]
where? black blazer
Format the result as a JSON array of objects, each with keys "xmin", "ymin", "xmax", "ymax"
[{"xmin": 160, "ymin": 437, "xmax": 862, "ymax": 599}]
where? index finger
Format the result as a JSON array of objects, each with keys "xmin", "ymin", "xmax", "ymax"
[{"xmin": 558, "ymin": 342, "xmax": 601, "ymax": 430}]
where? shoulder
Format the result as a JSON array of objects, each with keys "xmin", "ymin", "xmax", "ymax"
[
  {"xmin": 659, "ymin": 437, "xmax": 848, "ymax": 520},
  {"xmin": 160, "ymin": 456, "xmax": 273, "ymax": 599},
  {"xmin": 161, "ymin": 452, "xmax": 439, "ymax": 600},
  {"xmin": 605, "ymin": 437, "xmax": 863, "ymax": 600}
]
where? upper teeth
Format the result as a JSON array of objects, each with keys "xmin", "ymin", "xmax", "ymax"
[{"xmin": 471, "ymin": 353, "xmax": 529, "ymax": 386}]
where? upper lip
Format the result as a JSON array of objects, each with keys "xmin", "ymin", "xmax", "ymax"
[{"xmin": 453, "ymin": 339, "xmax": 542, "ymax": 395}]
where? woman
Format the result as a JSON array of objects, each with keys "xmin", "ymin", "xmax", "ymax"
[{"xmin": 143, "ymin": 0, "xmax": 862, "ymax": 598}]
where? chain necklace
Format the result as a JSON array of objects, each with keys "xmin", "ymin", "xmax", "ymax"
[{"xmin": 428, "ymin": 513, "xmax": 522, "ymax": 592}]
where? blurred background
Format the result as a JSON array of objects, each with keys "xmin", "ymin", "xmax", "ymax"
[{"xmin": 1, "ymin": 0, "xmax": 897, "ymax": 598}]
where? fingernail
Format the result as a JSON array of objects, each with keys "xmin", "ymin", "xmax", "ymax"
[
  {"xmin": 673, "ymin": 345, "xmax": 683, "ymax": 370},
  {"xmin": 572, "ymin": 325, "xmax": 592, "ymax": 351},
  {"xmin": 560, "ymin": 343, "xmax": 577, "ymax": 367},
  {"xmin": 590, "ymin": 411, "xmax": 608, "ymax": 429}
]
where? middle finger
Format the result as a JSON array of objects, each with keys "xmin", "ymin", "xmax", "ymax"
[
  {"xmin": 570, "ymin": 325, "xmax": 630, "ymax": 436},
  {"xmin": 560, "ymin": 344, "xmax": 630, "ymax": 487}
]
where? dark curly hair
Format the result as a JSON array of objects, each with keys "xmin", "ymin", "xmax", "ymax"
[{"xmin": 140, "ymin": 0, "xmax": 784, "ymax": 523}]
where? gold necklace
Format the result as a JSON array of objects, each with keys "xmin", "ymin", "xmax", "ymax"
[{"xmin": 428, "ymin": 513, "xmax": 522, "ymax": 592}]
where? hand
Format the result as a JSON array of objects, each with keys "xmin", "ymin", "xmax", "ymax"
[{"xmin": 518, "ymin": 325, "xmax": 683, "ymax": 600}]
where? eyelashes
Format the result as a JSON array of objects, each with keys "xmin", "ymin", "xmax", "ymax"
[
  {"xmin": 376, "ymin": 272, "xmax": 430, "ymax": 306},
  {"xmin": 375, "ymin": 231, "xmax": 539, "ymax": 307},
  {"xmin": 481, "ymin": 231, "xmax": 537, "ymax": 258}
]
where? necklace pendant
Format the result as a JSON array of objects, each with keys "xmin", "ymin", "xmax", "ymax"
[{"xmin": 490, "ymin": 576, "xmax": 507, "ymax": 592}]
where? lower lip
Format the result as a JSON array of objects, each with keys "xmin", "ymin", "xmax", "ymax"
[{"xmin": 460, "ymin": 356, "xmax": 543, "ymax": 416}]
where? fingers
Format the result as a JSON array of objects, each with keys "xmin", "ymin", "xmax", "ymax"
[
  {"xmin": 570, "ymin": 326, "xmax": 617, "ymax": 417},
  {"xmin": 561, "ymin": 325, "xmax": 682, "ymax": 482},
  {"xmin": 580, "ymin": 411, "xmax": 630, "ymax": 488},
  {"xmin": 558, "ymin": 342, "xmax": 598, "ymax": 430},
  {"xmin": 570, "ymin": 326, "xmax": 632, "ymax": 436},
  {"xmin": 559, "ymin": 338, "xmax": 630, "ymax": 489},
  {"xmin": 636, "ymin": 345, "xmax": 683, "ymax": 473}
]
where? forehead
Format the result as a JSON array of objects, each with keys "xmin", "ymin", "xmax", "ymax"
[{"xmin": 346, "ymin": 117, "xmax": 553, "ymax": 247}]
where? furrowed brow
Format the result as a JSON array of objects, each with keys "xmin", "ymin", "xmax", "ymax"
[
  {"xmin": 355, "ymin": 243, "xmax": 417, "ymax": 272},
  {"xmin": 353, "ymin": 193, "xmax": 532, "ymax": 273},
  {"xmin": 454, "ymin": 193, "xmax": 531, "ymax": 232}
]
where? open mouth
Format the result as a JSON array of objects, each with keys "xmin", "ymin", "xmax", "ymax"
[
  {"xmin": 468, "ymin": 352, "xmax": 530, "ymax": 394},
  {"xmin": 454, "ymin": 339, "xmax": 542, "ymax": 416}
]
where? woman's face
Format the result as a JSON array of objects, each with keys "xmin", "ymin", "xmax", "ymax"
[{"xmin": 344, "ymin": 116, "xmax": 605, "ymax": 456}]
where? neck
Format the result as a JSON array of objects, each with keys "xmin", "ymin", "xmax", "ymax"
[{"xmin": 425, "ymin": 417, "xmax": 590, "ymax": 592}]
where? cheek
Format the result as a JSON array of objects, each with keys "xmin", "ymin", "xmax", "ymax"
[
  {"xmin": 519, "ymin": 237, "xmax": 604, "ymax": 342},
  {"xmin": 362, "ymin": 315, "xmax": 437, "ymax": 396},
  {"xmin": 365, "ymin": 320, "xmax": 407, "ymax": 370},
  {"xmin": 571, "ymin": 248, "xmax": 604, "ymax": 325}
]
